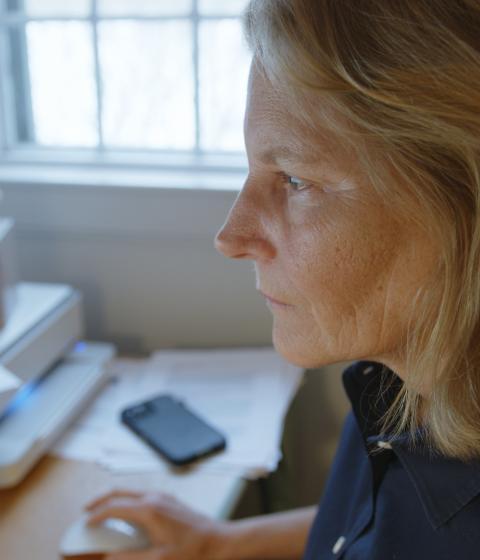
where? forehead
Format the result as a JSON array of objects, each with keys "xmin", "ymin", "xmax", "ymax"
[{"xmin": 245, "ymin": 63, "xmax": 344, "ymax": 168}]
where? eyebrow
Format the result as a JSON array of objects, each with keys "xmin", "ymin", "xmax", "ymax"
[{"xmin": 258, "ymin": 146, "xmax": 324, "ymax": 166}]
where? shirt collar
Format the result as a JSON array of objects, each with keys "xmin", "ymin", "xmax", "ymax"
[{"xmin": 342, "ymin": 360, "xmax": 480, "ymax": 529}]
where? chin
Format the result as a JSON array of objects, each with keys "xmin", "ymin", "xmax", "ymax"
[{"xmin": 272, "ymin": 339, "xmax": 335, "ymax": 370}]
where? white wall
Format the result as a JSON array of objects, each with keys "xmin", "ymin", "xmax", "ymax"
[{"xmin": 0, "ymin": 178, "xmax": 273, "ymax": 354}]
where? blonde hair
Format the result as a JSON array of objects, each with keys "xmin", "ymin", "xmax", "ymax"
[{"xmin": 243, "ymin": 0, "xmax": 480, "ymax": 460}]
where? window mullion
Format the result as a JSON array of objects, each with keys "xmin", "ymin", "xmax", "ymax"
[
  {"xmin": 192, "ymin": 0, "xmax": 201, "ymax": 155},
  {"xmin": 8, "ymin": 0, "xmax": 35, "ymax": 144},
  {"xmin": 91, "ymin": 0, "xmax": 104, "ymax": 151},
  {"xmin": 0, "ymin": 0, "xmax": 8, "ymax": 152}
]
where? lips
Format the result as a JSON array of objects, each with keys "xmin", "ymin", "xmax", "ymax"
[{"xmin": 258, "ymin": 290, "xmax": 291, "ymax": 306}]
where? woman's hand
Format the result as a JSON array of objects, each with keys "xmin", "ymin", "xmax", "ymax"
[{"xmin": 84, "ymin": 489, "xmax": 228, "ymax": 560}]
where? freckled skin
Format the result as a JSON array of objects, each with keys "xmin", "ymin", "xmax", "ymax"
[{"xmin": 215, "ymin": 62, "xmax": 439, "ymax": 382}]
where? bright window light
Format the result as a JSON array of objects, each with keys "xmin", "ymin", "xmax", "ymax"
[{"xmin": 0, "ymin": 0, "xmax": 252, "ymax": 165}]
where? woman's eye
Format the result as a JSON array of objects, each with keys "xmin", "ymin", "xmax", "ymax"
[{"xmin": 282, "ymin": 174, "xmax": 314, "ymax": 192}]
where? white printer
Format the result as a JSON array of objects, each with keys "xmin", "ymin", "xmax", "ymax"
[
  {"xmin": 0, "ymin": 215, "xmax": 116, "ymax": 487},
  {"xmin": 0, "ymin": 283, "xmax": 116, "ymax": 488}
]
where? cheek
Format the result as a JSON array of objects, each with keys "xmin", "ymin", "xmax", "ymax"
[
  {"xmin": 285, "ymin": 203, "xmax": 398, "ymax": 303},
  {"xmin": 273, "ymin": 221, "xmax": 402, "ymax": 366},
  {"xmin": 270, "ymin": 192, "xmax": 440, "ymax": 367}
]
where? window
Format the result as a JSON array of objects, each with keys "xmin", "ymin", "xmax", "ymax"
[{"xmin": 0, "ymin": 0, "xmax": 251, "ymax": 171}]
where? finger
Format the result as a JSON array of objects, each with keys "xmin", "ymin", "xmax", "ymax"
[
  {"xmin": 88, "ymin": 502, "xmax": 147, "ymax": 526},
  {"xmin": 105, "ymin": 548, "xmax": 168, "ymax": 560},
  {"xmin": 85, "ymin": 490, "xmax": 144, "ymax": 511}
]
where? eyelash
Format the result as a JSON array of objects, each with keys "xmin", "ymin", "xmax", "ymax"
[{"xmin": 279, "ymin": 173, "xmax": 315, "ymax": 193}]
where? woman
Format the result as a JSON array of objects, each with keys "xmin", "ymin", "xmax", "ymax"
[{"xmin": 85, "ymin": 1, "xmax": 480, "ymax": 558}]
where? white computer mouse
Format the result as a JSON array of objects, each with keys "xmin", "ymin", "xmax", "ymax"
[{"xmin": 60, "ymin": 512, "xmax": 151, "ymax": 557}]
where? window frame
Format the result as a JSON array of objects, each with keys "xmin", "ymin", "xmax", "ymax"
[{"xmin": 0, "ymin": 0, "xmax": 250, "ymax": 183}]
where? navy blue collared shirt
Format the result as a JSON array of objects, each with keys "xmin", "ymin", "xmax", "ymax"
[{"xmin": 303, "ymin": 360, "xmax": 480, "ymax": 559}]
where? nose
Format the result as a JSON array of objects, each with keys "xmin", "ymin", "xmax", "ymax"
[{"xmin": 214, "ymin": 188, "xmax": 276, "ymax": 261}]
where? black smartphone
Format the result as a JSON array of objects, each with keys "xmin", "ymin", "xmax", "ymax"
[{"xmin": 120, "ymin": 394, "xmax": 227, "ymax": 466}]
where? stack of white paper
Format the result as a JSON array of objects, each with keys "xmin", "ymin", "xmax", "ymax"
[{"xmin": 52, "ymin": 348, "xmax": 304, "ymax": 480}]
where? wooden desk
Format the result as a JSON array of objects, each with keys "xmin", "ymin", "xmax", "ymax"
[
  {"xmin": 0, "ymin": 355, "xmax": 250, "ymax": 559},
  {"xmin": 0, "ymin": 455, "xmax": 246, "ymax": 560}
]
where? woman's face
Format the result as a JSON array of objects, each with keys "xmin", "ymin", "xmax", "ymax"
[{"xmin": 215, "ymin": 63, "xmax": 438, "ymax": 377}]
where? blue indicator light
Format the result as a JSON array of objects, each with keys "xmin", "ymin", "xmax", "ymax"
[
  {"xmin": 0, "ymin": 378, "xmax": 40, "ymax": 419},
  {"xmin": 74, "ymin": 341, "xmax": 87, "ymax": 353}
]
